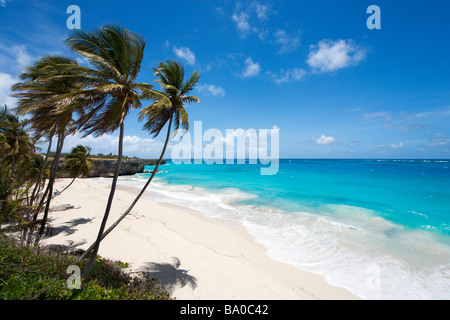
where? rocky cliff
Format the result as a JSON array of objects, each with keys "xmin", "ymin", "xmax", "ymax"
[{"xmin": 57, "ymin": 158, "xmax": 166, "ymax": 178}]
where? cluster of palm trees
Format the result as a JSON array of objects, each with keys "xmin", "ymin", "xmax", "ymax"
[
  {"xmin": 1, "ymin": 105, "xmax": 39, "ymax": 231},
  {"xmin": 1, "ymin": 24, "xmax": 200, "ymax": 282},
  {"xmin": 0, "ymin": 107, "xmax": 91, "ymax": 242}
]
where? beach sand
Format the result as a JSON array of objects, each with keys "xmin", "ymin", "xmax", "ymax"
[{"xmin": 42, "ymin": 178, "xmax": 359, "ymax": 300}]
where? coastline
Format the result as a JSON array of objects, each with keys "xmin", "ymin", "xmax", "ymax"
[{"xmin": 42, "ymin": 177, "xmax": 360, "ymax": 300}]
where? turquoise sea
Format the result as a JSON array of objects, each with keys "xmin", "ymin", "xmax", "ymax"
[{"xmin": 114, "ymin": 159, "xmax": 450, "ymax": 299}]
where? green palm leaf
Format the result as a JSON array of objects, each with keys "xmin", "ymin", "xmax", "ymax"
[{"xmin": 139, "ymin": 60, "xmax": 200, "ymax": 138}]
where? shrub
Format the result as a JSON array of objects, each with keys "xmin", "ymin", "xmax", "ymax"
[{"xmin": 0, "ymin": 235, "xmax": 171, "ymax": 300}]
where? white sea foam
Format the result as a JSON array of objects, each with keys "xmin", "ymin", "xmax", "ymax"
[{"xmin": 113, "ymin": 175, "xmax": 450, "ymax": 300}]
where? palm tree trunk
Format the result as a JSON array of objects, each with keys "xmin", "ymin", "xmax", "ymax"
[
  {"xmin": 34, "ymin": 130, "xmax": 65, "ymax": 245},
  {"xmin": 57, "ymin": 177, "xmax": 76, "ymax": 195},
  {"xmin": 82, "ymin": 122, "xmax": 124, "ymax": 282},
  {"xmin": 29, "ymin": 132, "xmax": 54, "ymax": 207},
  {"xmin": 35, "ymin": 176, "xmax": 46, "ymax": 201},
  {"xmin": 79, "ymin": 114, "xmax": 173, "ymax": 261}
]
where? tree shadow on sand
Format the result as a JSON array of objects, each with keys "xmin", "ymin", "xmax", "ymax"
[
  {"xmin": 40, "ymin": 218, "xmax": 92, "ymax": 252},
  {"xmin": 138, "ymin": 260, "xmax": 197, "ymax": 294},
  {"xmin": 46, "ymin": 239, "xmax": 88, "ymax": 252},
  {"xmin": 48, "ymin": 218, "xmax": 93, "ymax": 237}
]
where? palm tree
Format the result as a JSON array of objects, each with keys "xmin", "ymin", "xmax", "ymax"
[
  {"xmin": 59, "ymin": 145, "xmax": 93, "ymax": 194},
  {"xmin": 0, "ymin": 106, "xmax": 36, "ymax": 242},
  {"xmin": 18, "ymin": 153, "xmax": 50, "ymax": 203},
  {"xmin": 78, "ymin": 60, "xmax": 200, "ymax": 261},
  {"xmin": 12, "ymin": 56, "xmax": 86, "ymax": 245},
  {"xmin": 0, "ymin": 105, "xmax": 34, "ymax": 180},
  {"xmin": 64, "ymin": 25, "xmax": 153, "ymax": 281}
]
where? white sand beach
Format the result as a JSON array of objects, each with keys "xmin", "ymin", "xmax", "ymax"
[{"xmin": 41, "ymin": 178, "xmax": 359, "ymax": 300}]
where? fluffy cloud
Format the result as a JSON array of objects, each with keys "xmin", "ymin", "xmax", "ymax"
[
  {"xmin": 0, "ymin": 44, "xmax": 38, "ymax": 109},
  {"xmin": 0, "ymin": 43, "xmax": 36, "ymax": 74},
  {"xmin": 242, "ymin": 57, "xmax": 261, "ymax": 78},
  {"xmin": 307, "ymin": 39, "xmax": 366, "ymax": 73},
  {"xmin": 232, "ymin": 11, "xmax": 251, "ymax": 34},
  {"xmin": 0, "ymin": 72, "xmax": 18, "ymax": 107},
  {"xmin": 197, "ymin": 84, "xmax": 225, "ymax": 97},
  {"xmin": 13, "ymin": 45, "xmax": 34, "ymax": 70},
  {"xmin": 316, "ymin": 135, "xmax": 335, "ymax": 144},
  {"xmin": 231, "ymin": 1, "xmax": 272, "ymax": 38},
  {"xmin": 254, "ymin": 2, "xmax": 270, "ymax": 20},
  {"xmin": 173, "ymin": 46, "xmax": 196, "ymax": 66}
]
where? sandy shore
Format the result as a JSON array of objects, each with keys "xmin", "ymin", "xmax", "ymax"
[{"xmin": 41, "ymin": 178, "xmax": 359, "ymax": 300}]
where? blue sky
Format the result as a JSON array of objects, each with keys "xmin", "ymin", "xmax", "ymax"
[{"xmin": 0, "ymin": 0, "xmax": 449, "ymax": 159}]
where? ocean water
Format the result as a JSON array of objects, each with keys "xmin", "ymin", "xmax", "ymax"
[{"xmin": 114, "ymin": 159, "xmax": 450, "ymax": 299}]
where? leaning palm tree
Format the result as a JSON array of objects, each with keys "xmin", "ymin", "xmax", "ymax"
[
  {"xmin": 64, "ymin": 25, "xmax": 153, "ymax": 281},
  {"xmin": 0, "ymin": 105, "xmax": 34, "ymax": 180},
  {"xmin": 12, "ymin": 56, "xmax": 86, "ymax": 245},
  {"xmin": 59, "ymin": 145, "xmax": 93, "ymax": 194},
  {"xmin": 0, "ymin": 106, "xmax": 37, "ymax": 242},
  {"xmin": 78, "ymin": 60, "xmax": 200, "ymax": 261},
  {"xmin": 19, "ymin": 153, "xmax": 50, "ymax": 203}
]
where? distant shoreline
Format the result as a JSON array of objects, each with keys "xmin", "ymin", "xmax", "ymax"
[{"xmin": 55, "ymin": 158, "xmax": 166, "ymax": 178}]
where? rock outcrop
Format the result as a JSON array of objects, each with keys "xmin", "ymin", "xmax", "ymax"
[{"xmin": 57, "ymin": 158, "xmax": 166, "ymax": 178}]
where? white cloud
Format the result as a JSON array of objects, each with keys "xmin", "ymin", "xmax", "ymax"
[
  {"xmin": 316, "ymin": 135, "xmax": 335, "ymax": 144},
  {"xmin": 254, "ymin": 3, "xmax": 270, "ymax": 20},
  {"xmin": 274, "ymin": 30, "xmax": 301, "ymax": 54},
  {"xmin": 0, "ymin": 43, "xmax": 36, "ymax": 74},
  {"xmin": 390, "ymin": 142, "xmax": 404, "ymax": 149},
  {"xmin": 0, "ymin": 72, "xmax": 18, "ymax": 107},
  {"xmin": 13, "ymin": 45, "xmax": 34, "ymax": 70},
  {"xmin": 0, "ymin": 0, "xmax": 10, "ymax": 7},
  {"xmin": 232, "ymin": 11, "xmax": 251, "ymax": 34},
  {"xmin": 307, "ymin": 39, "xmax": 366, "ymax": 73},
  {"xmin": 267, "ymin": 68, "xmax": 306, "ymax": 84},
  {"xmin": 52, "ymin": 132, "xmax": 167, "ymax": 158},
  {"xmin": 0, "ymin": 45, "xmax": 37, "ymax": 108},
  {"xmin": 197, "ymin": 84, "xmax": 225, "ymax": 97},
  {"xmin": 242, "ymin": 57, "xmax": 261, "ymax": 78},
  {"xmin": 231, "ymin": 1, "xmax": 272, "ymax": 38},
  {"xmin": 257, "ymin": 29, "xmax": 269, "ymax": 40},
  {"xmin": 173, "ymin": 46, "xmax": 196, "ymax": 66}
]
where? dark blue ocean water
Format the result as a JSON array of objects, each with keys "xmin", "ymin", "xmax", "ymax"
[{"xmin": 114, "ymin": 159, "xmax": 450, "ymax": 299}]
